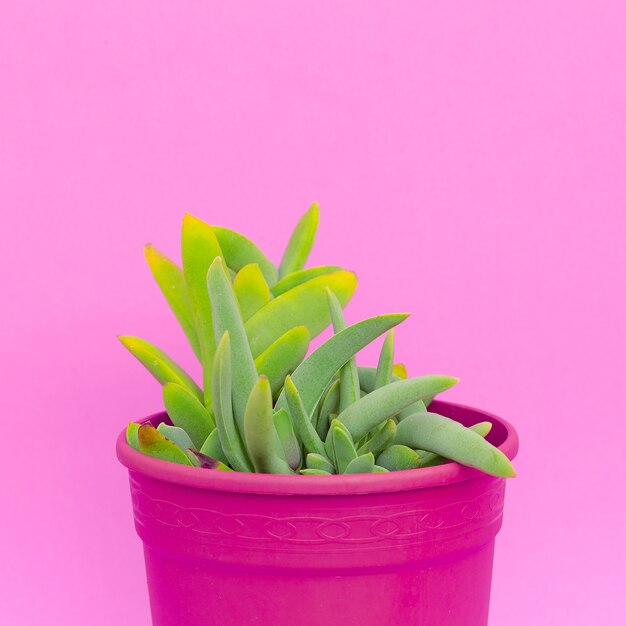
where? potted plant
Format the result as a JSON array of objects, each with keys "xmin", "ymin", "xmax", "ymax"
[{"xmin": 116, "ymin": 205, "xmax": 518, "ymax": 626}]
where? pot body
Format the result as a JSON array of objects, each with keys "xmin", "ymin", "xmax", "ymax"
[{"xmin": 118, "ymin": 400, "xmax": 518, "ymax": 626}]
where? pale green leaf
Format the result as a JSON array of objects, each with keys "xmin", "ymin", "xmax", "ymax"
[
  {"xmin": 207, "ymin": 256, "xmax": 258, "ymax": 434},
  {"xmin": 233, "ymin": 263, "xmax": 271, "ymax": 322},
  {"xmin": 118, "ymin": 335, "xmax": 203, "ymax": 401},
  {"xmin": 254, "ymin": 326, "xmax": 310, "ymax": 396},
  {"xmin": 274, "ymin": 313, "xmax": 409, "ymax": 416},
  {"xmin": 338, "ymin": 376, "xmax": 459, "ymax": 441},
  {"xmin": 144, "ymin": 244, "xmax": 200, "ymax": 359},
  {"xmin": 395, "ymin": 413, "xmax": 516, "ymax": 478},
  {"xmin": 211, "ymin": 225, "xmax": 278, "ymax": 286},
  {"xmin": 244, "ymin": 376, "xmax": 293, "ymax": 474},
  {"xmin": 212, "ymin": 332, "xmax": 253, "ymax": 472},
  {"xmin": 279, "ymin": 203, "xmax": 319, "ymax": 278},
  {"xmin": 245, "ymin": 270, "xmax": 357, "ymax": 357},
  {"xmin": 181, "ymin": 213, "xmax": 224, "ymax": 404},
  {"xmin": 162, "ymin": 383, "xmax": 215, "ymax": 449}
]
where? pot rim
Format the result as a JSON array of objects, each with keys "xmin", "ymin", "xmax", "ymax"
[{"xmin": 116, "ymin": 399, "xmax": 519, "ymax": 496}]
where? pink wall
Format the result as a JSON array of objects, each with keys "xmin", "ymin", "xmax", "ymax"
[{"xmin": 1, "ymin": 2, "xmax": 625, "ymax": 624}]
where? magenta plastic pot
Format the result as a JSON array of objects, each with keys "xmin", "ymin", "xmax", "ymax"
[{"xmin": 117, "ymin": 400, "xmax": 518, "ymax": 626}]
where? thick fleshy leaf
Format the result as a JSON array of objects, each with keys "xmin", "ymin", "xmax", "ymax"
[
  {"xmin": 325, "ymin": 421, "xmax": 357, "ymax": 473},
  {"xmin": 373, "ymin": 465, "xmax": 390, "ymax": 473},
  {"xmin": 374, "ymin": 331, "xmax": 395, "ymax": 390},
  {"xmin": 471, "ymin": 421, "xmax": 493, "ymax": 437},
  {"xmin": 144, "ymin": 245, "xmax": 201, "ymax": 359},
  {"xmin": 156, "ymin": 423, "xmax": 194, "ymax": 451},
  {"xmin": 357, "ymin": 419, "xmax": 397, "ymax": 456},
  {"xmin": 397, "ymin": 400, "xmax": 427, "ymax": 420},
  {"xmin": 212, "ymin": 332, "xmax": 253, "ymax": 472},
  {"xmin": 326, "ymin": 288, "xmax": 360, "ymax": 412},
  {"xmin": 339, "ymin": 376, "xmax": 459, "ymax": 441},
  {"xmin": 359, "ymin": 366, "xmax": 430, "ymax": 421},
  {"xmin": 118, "ymin": 335, "xmax": 203, "ymax": 401},
  {"xmin": 233, "ymin": 263, "xmax": 271, "ymax": 322},
  {"xmin": 395, "ymin": 413, "xmax": 516, "ymax": 478},
  {"xmin": 126, "ymin": 422, "xmax": 140, "ymax": 451},
  {"xmin": 300, "ymin": 469, "xmax": 332, "ymax": 475},
  {"xmin": 306, "ymin": 453, "xmax": 335, "ymax": 473},
  {"xmin": 315, "ymin": 379, "xmax": 340, "ymax": 440},
  {"xmin": 162, "ymin": 383, "xmax": 215, "ymax": 449},
  {"xmin": 284, "ymin": 376, "xmax": 326, "ymax": 457},
  {"xmin": 186, "ymin": 449, "xmax": 232, "ymax": 471},
  {"xmin": 274, "ymin": 313, "xmax": 409, "ymax": 415},
  {"xmin": 199, "ymin": 428, "xmax": 229, "ymax": 466},
  {"xmin": 414, "ymin": 421, "xmax": 494, "ymax": 468},
  {"xmin": 181, "ymin": 213, "xmax": 224, "ymax": 405},
  {"xmin": 137, "ymin": 423, "xmax": 193, "ymax": 465},
  {"xmin": 376, "ymin": 445, "xmax": 423, "ymax": 471},
  {"xmin": 271, "ymin": 265, "xmax": 342, "ymax": 297},
  {"xmin": 244, "ymin": 376, "xmax": 293, "ymax": 474},
  {"xmin": 345, "ymin": 453, "xmax": 375, "ymax": 474},
  {"xmin": 211, "ymin": 225, "xmax": 278, "ymax": 286},
  {"xmin": 245, "ymin": 270, "xmax": 357, "ymax": 357},
  {"xmin": 278, "ymin": 203, "xmax": 319, "ymax": 278},
  {"xmin": 254, "ymin": 326, "xmax": 310, "ymax": 396},
  {"xmin": 273, "ymin": 408, "xmax": 301, "ymax": 471},
  {"xmin": 208, "ymin": 257, "xmax": 259, "ymax": 433}
]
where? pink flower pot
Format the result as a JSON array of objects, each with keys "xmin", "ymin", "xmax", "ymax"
[{"xmin": 117, "ymin": 400, "xmax": 518, "ymax": 626}]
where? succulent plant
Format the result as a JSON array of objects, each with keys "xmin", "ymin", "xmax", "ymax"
[{"xmin": 121, "ymin": 205, "xmax": 516, "ymax": 478}]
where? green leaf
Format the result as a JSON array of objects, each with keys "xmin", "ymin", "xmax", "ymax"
[
  {"xmin": 118, "ymin": 335, "xmax": 203, "ymax": 401},
  {"xmin": 233, "ymin": 263, "xmax": 271, "ymax": 322},
  {"xmin": 207, "ymin": 256, "xmax": 259, "ymax": 434},
  {"xmin": 357, "ymin": 419, "xmax": 397, "ymax": 456},
  {"xmin": 413, "ymin": 421, "xmax": 494, "ymax": 468},
  {"xmin": 181, "ymin": 213, "xmax": 225, "ymax": 405},
  {"xmin": 326, "ymin": 288, "xmax": 360, "ymax": 412},
  {"xmin": 126, "ymin": 422, "xmax": 140, "ymax": 451},
  {"xmin": 254, "ymin": 326, "xmax": 310, "ymax": 396},
  {"xmin": 245, "ymin": 270, "xmax": 357, "ymax": 357},
  {"xmin": 394, "ymin": 413, "xmax": 516, "ymax": 478},
  {"xmin": 470, "ymin": 421, "xmax": 493, "ymax": 438},
  {"xmin": 345, "ymin": 453, "xmax": 375, "ymax": 474},
  {"xmin": 284, "ymin": 376, "xmax": 327, "ymax": 457},
  {"xmin": 244, "ymin": 376, "xmax": 293, "ymax": 474},
  {"xmin": 137, "ymin": 423, "xmax": 193, "ymax": 466},
  {"xmin": 279, "ymin": 203, "xmax": 319, "ymax": 278},
  {"xmin": 397, "ymin": 400, "xmax": 427, "ymax": 420},
  {"xmin": 144, "ymin": 244, "xmax": 201, "ymax": 360},
  {"xmin": 212, "ymin": 332, "xmax": 253, "ymax": 472},
  {"xmin": 373, "ymin": 465, "xmax": 390, "ymax": 473},
  {"xmin": 315, "ymin": 378, "xmax": 340, "ymax": 440},
  {"xmin": 374, "ymin": 331, "xmax": 395, "ymax": 390},
  {"xmin": 156, "ymin": 423, "xmax": 194, "ymax": 451},
  {"xmin": 199, "ymin": 428, "xmax": 229, "ymax": 466},
  {"xmin": 271, "ymin": 265, "xmax": 343, "ymax": 297},
  {"xmin": 300, "ymin": 469, "xmax": 332, "ymax": 475},
  {"xmin": 376, "ymin": 445, "xmax": 422, "ymax": 471},
  {"xmin": 273, "ymin": 408, "xmax": 302, "ymax": 471},
  {"xmin": 359, "ymin": 366, "xmax": 428, "ymax": 420},
  {"xmin": 306, "ymin": 453, "xmax": 335, "ymax": 473},
  {"xmin": 162, "ymin": 383, "xmax": 215, "ymax": 449},
  {"xmin": 338, "ymin": 376, "xmax": 459, "ymax": 441},
  {"xmin": 274, "ymin": 313, "xmax": 409, "ymax": 415},
  {"xmin": 326, "ymin": 421, "xmax": 357, "ymax": 473},
  {"xmin": 211, "ymin": 225, "xmax": 278, "ymax": 286}
]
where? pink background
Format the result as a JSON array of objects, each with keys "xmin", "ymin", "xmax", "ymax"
[{"xmin": 1, "ymin": 2, "xmax": 625, "ymax": 624}]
